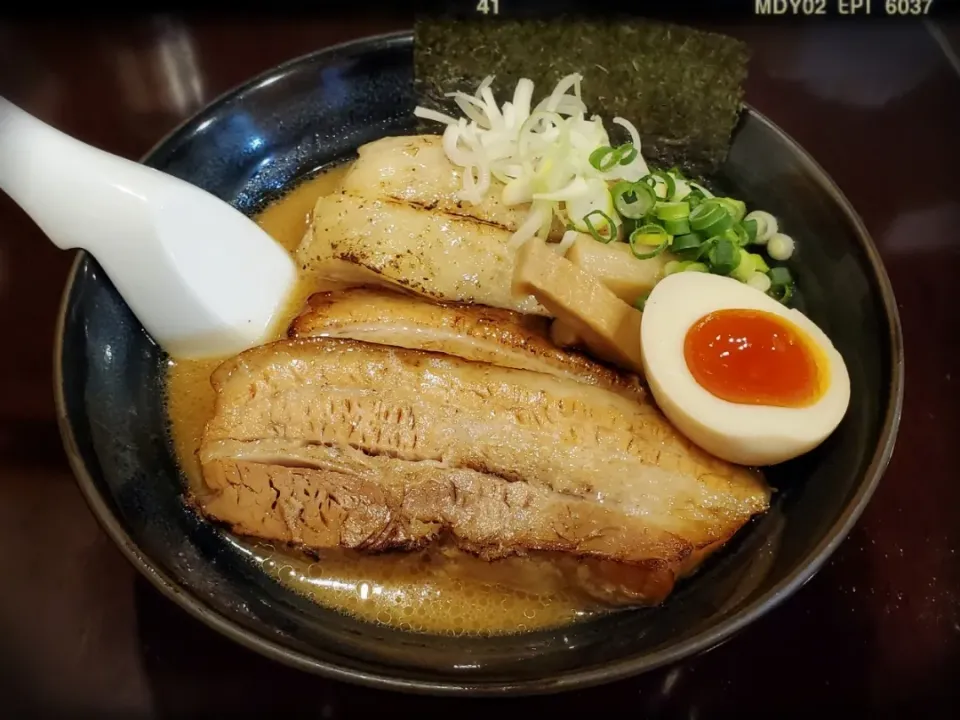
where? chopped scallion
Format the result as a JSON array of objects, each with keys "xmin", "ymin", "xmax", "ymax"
[
  {"xmin": 651, "ymin": 171, "xmax": 676, "ymax": 200},
  {"xmin": 769, "ymin": 281, "xmax": 794, "ymax": 304},
  {"xmin": 689, "ymin": 201, "xmax": 725, "ymax": 232},
  {"xmin": 588, "ymin": 146, "xmax": 615, "ymax": 172},
  {"xmin": 629, "ymin": 223, "xmax": 669, "ymax": 259},
  {"xmin": 617, "ymin": 143, "xmax": 638, "ymax": 166},
  {"xmin": 747, "ymin": 272, "xmax": 772, "ymax": 293},
  {"xmin": 767, "ymin": 232, "xmax": 796, "ymax": 261},
  {"xmin": 654, "ymin": 201, "xmax": 691, "ymax": 222},
  {"xmin": 582, "ymin": 210, "xmax": 617, "ymax": 244},
  {"xmin": 707, "ymin": 237, "xmax": 740, "ymax": 275},
  {"xmin": 663, "ymin": 217, "xmax": 691, "ymax": 235},
  {"xmin": 612, "ymin": 181, "xmax": 656, "ymax": 219},
  {"xmin": 744, "ymin": 210, "xmax": 778, "ymax": 245},
  {"xmin": 588, "ymin": 143, "xmax": 637, "ymax": 172},
  {"xmin": 731, "ymin": 249, "xmax": 757, "ymax": 282},
  {"xmin": 749, "ymin": 253, "xmax": 770, "ymax": 273},
  {"xmin": 714, "ymin": 197, "xmax": 747, "ymax": 223},
  {"xmin": 768, "ymin": 265, "xmax": 795, "ymax": 304},
  {"xmin": 689, "ymin": 181, "xmax": 715, "ymax": 199},
  {"xmin": 670, "ymin": 233, "xmax": 703, "ymax": 258},
  {"xmin": 725, "ymin": 224, "xmax": 750, "ymax": 247},
  {"xmin": 696, "ymin": 202, "xmax": 734, "ymax": 236},
  {"xmin": 768, "ymin": 266, "xmax": 793, "ymax": 286}
]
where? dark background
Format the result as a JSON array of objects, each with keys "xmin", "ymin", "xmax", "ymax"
[{"xmin": 0, "ymin": 12, "xmax": 958, "ymax": 718}]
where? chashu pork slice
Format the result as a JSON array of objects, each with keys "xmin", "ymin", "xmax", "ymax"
[
  {"xmin": 296, "ymin": 193, "xmax": 548, "ymax": 315},
  {"xmin": 340, "ymin": 135, "xmax": 528, "ymax": 231},
  {"xmin": 288, "ymin": 287, "xmax": 645, "ymax": 403},
  {"xmin": 198, "ymin": 338, "xmax": 770, "ymax": 603}
]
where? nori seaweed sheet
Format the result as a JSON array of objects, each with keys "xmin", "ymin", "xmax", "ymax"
[{"xmin": 414, "ymin": 18, "xmax": 750, "ymax": 178}]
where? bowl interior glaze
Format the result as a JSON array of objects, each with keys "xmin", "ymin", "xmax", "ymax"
[{"xmin": 55, "ymin": 33, "xmax": 902, "ymax": 694}]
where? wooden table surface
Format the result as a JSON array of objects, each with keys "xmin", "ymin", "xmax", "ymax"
[{"xmin": 0, "ymin": 16, "xmax": 958, "ymax": 718}]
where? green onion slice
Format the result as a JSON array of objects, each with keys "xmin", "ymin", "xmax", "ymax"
[
  {"xmin": 768, "ymin": 266, "xmax": 793, "ymax": 286},
  {"xmin": 714, "ymin": 197, "xmax": 747, "ymax": 223},
  {"xmin": 730, "ymin": 249, "xmax": 757, "ymax": 282},
  {"xmin": 750, "ymin": 252, "xmax": 770, "ymax": 273},
  {"xmin": 654, "ymin": 201, "xmax": 691, "ymax": 222},
  {"xmin": 640, "ymin": 209, "xmax": 662, "ymax": 227},
  {"xmin": 648, "ymin": 171, "xmax": 676, "ymax": 200},
  {"xmin": 617, "ymin": 143, "xmax": 638, "ymax": 166},
  {"xmin": 670, "ymin": 233, "xmax": 708, "ymax": 260},
  {"xmin": 611, "ymin": 181, "xmax": 656, "ymax": 219},
  {"xmin": 689, "ymin": 181, "xmax": 715, "ymax": 199},
  {"xmin": 689, "ymin": 201, "xmax": 724, "ymax": 232},
  {"xmin": 630, "ymin": 223, "xmax": 669, "ymax": 245},
  {"xmin": 707, "ymin": 237, "xmax": 741, "ymax": 275},
  {"xmin": 582, "ymin": 209, "xmax": 617, "ymax": 243},
  {"xmin": 588, "ymin": 146, "xmax": 614, "ymax": 172},
  {"xmin": 663, "ymin": 217, "xmax": 691, "ymax": 236},
  {"xmin": 769, "ymin": 280, "xmax": 794, "ymax": 304},
  {"xmin": 629, "ymin": 224, "xmax": 670, "ymax": 259},
  {"xmin": 630, "ymin": 237, "xmax": 669, "ymax": 260},
  {"xmin": 667, "ymin": 171, "xmax": 691, "ymax": 201},
  {"xmin": 656, "ymin": 171, "xmax": 676, "ymax": 200},
  {"xmin": 589, "ymin": 143, "xmax": 637, "ymax": 172},
  {"xmin": 767, "ymin": 266, "xmax": 795, "ymax": 304},
  {"xmin": 742, "ymin": 218, "xmax": 758, "ymax": 244},
  {"xmin": 633, "ymin": 292, "xmax": 649, "ymax": 312},
  {"xmin": 725, "ymin": 224, "xmax": 750, "ymax": 247},
  {"xmin": 696, "ymin": 201, "xmax": 734, "ymax": 237},
  {"xmin": 671, "ymin": 232, "xmax": 703, "ymax": 251}
]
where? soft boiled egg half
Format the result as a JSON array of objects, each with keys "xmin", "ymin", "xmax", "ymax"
[{"xmin": 641, "ymin": 272, "xmax": 850, "ymax": 466}]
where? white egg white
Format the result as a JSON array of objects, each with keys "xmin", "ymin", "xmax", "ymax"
[{"xmin": 640, "ymin": 272, "xmax": 851, "ymax": 466}]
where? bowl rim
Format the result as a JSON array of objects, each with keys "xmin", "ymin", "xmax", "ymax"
[{"xmin": 52, "ymin": 30, "xmax": 905, "ymax": 696}]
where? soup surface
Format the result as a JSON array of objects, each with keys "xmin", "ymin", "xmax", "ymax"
[{"xmin": 165, "ymin": 167, "xmax": 602, "ymax": 634}]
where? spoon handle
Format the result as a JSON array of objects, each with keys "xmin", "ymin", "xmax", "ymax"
[{"xmin": 0, "ymin": 96, "xmax": 156, "ymax": 253}]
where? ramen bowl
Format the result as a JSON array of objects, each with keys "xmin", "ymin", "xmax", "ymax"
[{"xmin": 55, "ymin": 32, "xmax": 903, "ymax": 695}]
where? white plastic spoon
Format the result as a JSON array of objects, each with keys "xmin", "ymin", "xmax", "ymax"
[{"xmin": 0, "ymin": 96, "xmax": 297, "ymax": 359}]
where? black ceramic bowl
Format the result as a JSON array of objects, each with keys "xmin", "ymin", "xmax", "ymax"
[{"xmin": 55, "ymin": 32, "xmax": 903, "ymax": 695}]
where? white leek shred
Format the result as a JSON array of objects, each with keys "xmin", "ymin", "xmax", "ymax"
[
  {"xmin": 610, "ymin": 117, "xmax": 650, "ymax": 181},
  {"xmin": 507, "ymin": 200, "xmax": 552, "ymax": 250},
  {"xmin": 689, "ymin": 181, "xmax": 715, "ymax": 199},
  {"xmin": 414, "ymin": 106, "xmax": 459, "ymax": 126},
  {"xmin": 414, "ymin": 73, "xmax": 653, "ymax": 248},
  {"xmin": 552, "ymin": 229, "xmax": 580, "ymax": 255}
]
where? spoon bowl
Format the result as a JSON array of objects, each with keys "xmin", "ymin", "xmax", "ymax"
[{"xmin": 0, "ymin": 97, "xmax": 296, "ymax": 358}]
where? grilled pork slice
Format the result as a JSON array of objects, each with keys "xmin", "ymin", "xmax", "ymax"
[
  {"xmin": 203, "ymin": 443, "xmax": 684, "ymax": 563},
  {"xmin": 296, "ymin": 193, "xmax": 548, "ymax": 315},
  {"xmin": 288, "ymin": 287, "xmax": 645, "ymax": 403},
  {"xmin": 203, "ymin": 451, "xmax": 679, "ymax": 605},
  {"xmin": 339, "ymin": 135, "xmax": 534, "ymax": 233},
  {"xmin": 198, "ymin": 338, "xmax": 770, "ymax": 604}
]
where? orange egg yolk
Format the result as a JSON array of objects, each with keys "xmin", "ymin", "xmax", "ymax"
[{"xmin": 683, "ymin": 309, "xmax": 824, "ymax": 408}]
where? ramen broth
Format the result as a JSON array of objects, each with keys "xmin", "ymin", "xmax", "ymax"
[{"xmin": 165, "ymin": 167, "xmax": 602, "ymax": 634}]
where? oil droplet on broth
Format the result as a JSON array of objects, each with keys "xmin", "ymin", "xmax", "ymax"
[{"xmin": 166, "ymin": 166, "xmax": 603, "ymax": 636}]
